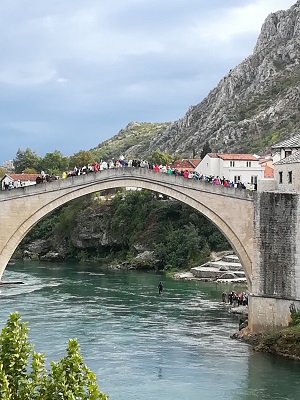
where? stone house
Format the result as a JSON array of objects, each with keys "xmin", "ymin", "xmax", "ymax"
[
  {"xmin": 258, "ymin": 134, "xmax": 300, "ymax": 192},
  {"xmin": 194, "ymin": 153, "xmax": 264, "ymax": 185}
]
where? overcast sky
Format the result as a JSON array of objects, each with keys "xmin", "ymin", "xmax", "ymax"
[{"xmin": 0, "ymin": 0, "xmax": 296, "ymax": 164}]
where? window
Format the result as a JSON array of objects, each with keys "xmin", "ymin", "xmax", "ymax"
[
  {"xmin": 230, "ymin": 161, "xmax": 235, "ymax": 167},
  {"xmin": 247, "ymin": 161, "xmax": 252, "ymax": 167},
  {"xmin": 234, "ymin": 175, "xmax": 241, "ymax": 183},
  {"xmin": 279, "ymin": 171, "xmax": 283, "ymax": 184},
  {"xmin": 285, "ymin": 150, "xmax": 292, "ymax": 158},
  {"xmin": 251, "ymin": 176, "xmax": 258, "ymax": 184},
  {"xmin": 288, "ymin": 171, "xmax": 292, "ymax": 184}
]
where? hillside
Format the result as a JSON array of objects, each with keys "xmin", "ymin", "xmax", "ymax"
[
  {"xmin": 91, "ymin": 121, "xmax": 171, "ymax": 160},
  {"xmin": 92, "ymin": 1, "xmax": 300, "ymax": 159}
]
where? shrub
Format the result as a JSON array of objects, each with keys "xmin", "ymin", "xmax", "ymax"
[
  {"xmin": 0, "ymin": 312, "xmax": 108, "ymax": 399},
  {"xmin": 289, "ymin": 303, "xmax": 300, "ymax": 326}
]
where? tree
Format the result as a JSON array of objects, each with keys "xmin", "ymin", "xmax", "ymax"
[
  {"xmin": 0, "ymin": 312, "xmax": 108, "ymax": 400},
  {"xmin": 13, "ymin": 148, "xmax": 42, "ymax": 173},
  {"xmin": 41, "ymin": 150, "xmax": 69, "ymax": 176},
  {"xmin": 69, "ymin": 150, "xmax": 94, "ymax": 169},
  {"xmin": 0, "ymin": 167, "xmax": 6, "ymax": 178},
  {"xmin": 23, "ymin": 167, "xmax": 38, "ymax": 174},
  {"xmin": 200, "ymin": 141, "xmax": 212, "ymax": 159},
  {"xmin": 147, "ymin": 150, "xmax": 173, "ymax": 165}
]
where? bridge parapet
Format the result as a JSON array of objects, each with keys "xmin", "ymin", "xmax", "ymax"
[{"xmin": 0, "ymin": 168, "xmax": 255, "ymax": 202}]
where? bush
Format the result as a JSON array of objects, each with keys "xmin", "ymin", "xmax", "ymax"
[
  {"xmin": 289, "ymin": 303, "xmax": 300, "ymax": 326},
  {"xmin": 0, "ymin": 312, "xmax": 108, "ymax": 399}
]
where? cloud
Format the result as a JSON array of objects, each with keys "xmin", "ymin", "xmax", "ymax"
[{"xmin": 0, "ymin": 0, "xmax": 296, "ymax": 163}]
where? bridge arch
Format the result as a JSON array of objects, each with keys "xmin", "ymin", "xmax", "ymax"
[{"xmin": 0, "ymin": 169, "xmax": 254, "ymax": 286}]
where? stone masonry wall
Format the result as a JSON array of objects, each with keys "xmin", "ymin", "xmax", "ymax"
[{"xmin": 254, "ymin": 192, "xmax": 299, "ymax": 299}]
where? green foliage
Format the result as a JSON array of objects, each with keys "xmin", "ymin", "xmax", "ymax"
[
  {"xmin": 20, "ymin": 190, "xmax": 231, "ymax": 271},
  {"xmin": 41, "ymin": 150, "xmax": 69, "ymax": 176},
  {"xmin": 147, "ymin": 150, "xmax": 173, "ymax": 165},
  {"xmin": 13, "ymin": 148, "xmax": 42, "ymax": 174},
  {"xmin": 248, "ymin": 130, "xmax": 280, "ymax": 153},
  {"xmin": 91, "ymin": 122, "xmax": 170, "ymax": 161},
  {"xmin": 0, "ymin": 167, "xmax": 6, "ymax": 178},
  {"xmin": 110, "ymin": 190, "xmax": 154, "ymax": 246},
  {"xmin": 69, "ymin": 150, "xmax": 94, "ymax": 169},
  {"xmin": 289, "ymin": 303, "xmax": 300, "ymax": 326},
  {"xmin": 200, "ymin": 141, "xmax": 212, "ymax": 159},
  {"xmin": 23, "ymin": 167, "xmax": 38, "ymax": 174},
  {"xmin": 0, "ymin": 312, "xmax": 108, "ymax": 400}
]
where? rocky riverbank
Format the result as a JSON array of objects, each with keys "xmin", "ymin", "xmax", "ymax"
[
  {"xmin": 232, "ymin": 325, "xmax": 300, "ymax": 361},
  {"xmin": 173, "ymin": 251, "xmax": 247, "ymax": 284}
]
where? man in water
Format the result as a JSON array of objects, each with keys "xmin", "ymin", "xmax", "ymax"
[{"xmin": 158, "ymin": 281, "xmax": 163, "ymax": 295}]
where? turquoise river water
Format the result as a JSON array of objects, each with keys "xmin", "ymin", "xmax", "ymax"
[{"xmin": 0, "ymin": 261, "xmax": 300, "ymax": 400}]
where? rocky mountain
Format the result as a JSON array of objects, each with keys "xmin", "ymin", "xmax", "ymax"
[
  {"xmin": 91, "ymin": 121, "xmax": 171, "ymax": 160},
  {"xmin": 93, "ymin": 1, "xmax": 300, "ymax": 159}
]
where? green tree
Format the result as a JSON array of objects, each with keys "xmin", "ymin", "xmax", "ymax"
[
  {"xmin": 0, "ymin": 312, "xmax": 108, "ymax": 400},
  {"xmin": 0, "ymin": 167, "xmax": 6, "ymax": 178},
  {"xmin": 13, "ymin": 148, "xmax": 42, "ymax": 173},
  {"xmin": 41, "ymin": 150, "xmax": 69, "ymax": 176},
  {"xmin": 23, "ymin": 167, "xmax": 38, "ymax": 174},
  {"xmin": 200, "ymin": 141, "xmax": 212, "ymax": 159},
  {"xmin": 69, "ymin": 150, "xmax": 94, "ymax": 169},
  {"xmin": 147, "ymin": 150, "xmax": 173, "ymax": 165}
]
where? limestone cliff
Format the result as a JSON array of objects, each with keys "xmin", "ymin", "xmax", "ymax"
[
  {"xmin": 146, "ymin": 1, "xmax": 300, "ymax": 156},
  {"xmin": 94, "ymin": 1, "xmax": 300, "ymax": 158}
]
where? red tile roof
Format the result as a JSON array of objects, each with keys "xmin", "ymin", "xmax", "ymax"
[
  {"xmin": 264, "ymin": 165, "xmax": 274, "ymax": 178},
  {"xmin": 5, "ymin": 174, "xmax": 41, "ymax": 181},
  {"xmin": 169, "ymin": 159, "xmax": 201, "ymax": 171},
  {"xmin": 217, "ymin": 154, "xmax": 258, "ymax": 161}
]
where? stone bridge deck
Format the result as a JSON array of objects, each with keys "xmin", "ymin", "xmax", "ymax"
[{"xmin": 0, "ymin": 168, "xmax": 255, "ymax": 201}]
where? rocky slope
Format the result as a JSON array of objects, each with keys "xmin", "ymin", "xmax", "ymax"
[{"xmin": 93, "ymin": 1, "xmax": 300, "ymax": 159}]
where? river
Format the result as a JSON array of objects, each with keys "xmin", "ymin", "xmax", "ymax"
[{"xmin": 0, "ymin": 260, "xmax": 300, "ymax": 400}]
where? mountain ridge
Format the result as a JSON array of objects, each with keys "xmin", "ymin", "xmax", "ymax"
[{"xmin": 92, "ymin": 1, "xmax": 300, "ymax": 160}]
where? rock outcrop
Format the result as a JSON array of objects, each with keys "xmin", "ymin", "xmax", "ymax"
[
  {"xmin": 95, "ymin": 2, "xmax": 300, "ymax": 160},
  {"xmin": 145, "ymin": 1, "xmax": 300, "ymax": 157}
]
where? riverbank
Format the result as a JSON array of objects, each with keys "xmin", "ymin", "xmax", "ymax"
[
  {"xmin": 232, "ymin": 325, "xmax": 300, "ymax": 361},
  {"xmin": 172, "ymin": 251, "xmax": 247, "ymax": 284}
]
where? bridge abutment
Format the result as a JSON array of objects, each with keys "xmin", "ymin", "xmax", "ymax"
[
  {"xmin": 248, "ymin": 295, "xmax": 300, "ymax": 332},
  {"xmin": 251, "ymin": 190, "xmax": 300, "ymax": 331}
]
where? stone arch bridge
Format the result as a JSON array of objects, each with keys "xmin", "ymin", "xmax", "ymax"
[{"xmin": 0, "ymin": 168, "xmax": 299, "ymax": 332}]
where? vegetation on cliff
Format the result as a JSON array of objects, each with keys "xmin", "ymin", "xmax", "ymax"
[{"xmin": 19, "ymin": 189, "xmax": 230, "ymax": 271}]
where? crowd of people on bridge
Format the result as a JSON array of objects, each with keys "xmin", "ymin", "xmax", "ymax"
[
  {"xmin": 57, "ymin": 155, "xmax": 257, "ymax": 191},
  {"xmin": 3, "ymin": 155, "xmax": 257, "ymax": 191}
]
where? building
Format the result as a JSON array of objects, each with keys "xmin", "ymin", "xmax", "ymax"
[
  {"xmin": 1, "ymin": 173, "xmax": 41, "ymax": 190},
  {"xmin": 169, "ymin": 159, "xmax": 201, "ymax": 172},
  {"xmin": 272, "ymin": 134, "xmax": 300, "ymax": 161},
  {"xmin": 194, "ymin": 153, "xmax": 264, "ymax": 185}
]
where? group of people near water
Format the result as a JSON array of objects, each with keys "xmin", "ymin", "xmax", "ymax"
[{"xmin": 221, "ymin": 291, "xmax": 248, "ymax": 307}]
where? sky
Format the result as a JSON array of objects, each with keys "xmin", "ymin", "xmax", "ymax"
[{"xmin": 0, "ymin": 0, "xmax": 297, "ymax": 164}]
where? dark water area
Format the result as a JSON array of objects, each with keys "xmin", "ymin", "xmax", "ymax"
[{"xmin": 0, "ymin": 261, "xmax": 300, "ymax": 399}]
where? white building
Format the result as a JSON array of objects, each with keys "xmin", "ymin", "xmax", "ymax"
[
  {"xmin": 1, "ymin": 173, "xmax": 41, "ymax": 190},
  {"xmin": 195, "ymin": 153, "xmax": 264, "ymax": 184}
]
